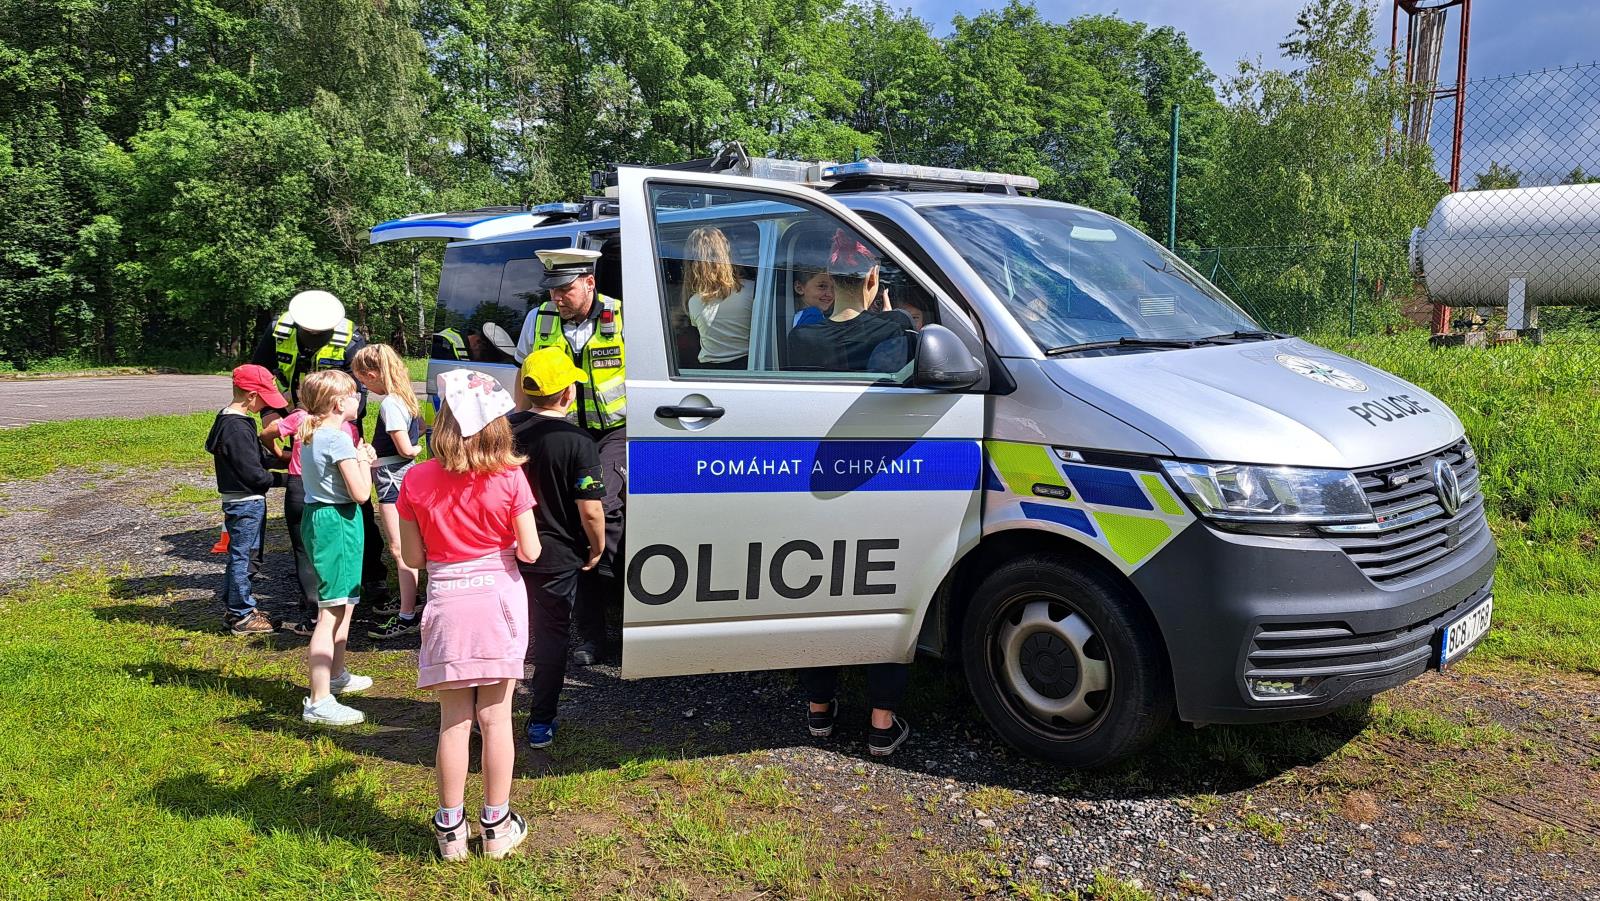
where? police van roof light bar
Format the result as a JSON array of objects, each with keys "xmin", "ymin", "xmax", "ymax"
[{"xmin": 820, "ymin": 161, "xmax": 1039, "ymax": 195}]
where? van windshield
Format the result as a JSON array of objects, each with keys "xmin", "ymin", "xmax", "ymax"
[{"xmin": 917, "ymin": 203, "xmax": 1260, "ymax": 351}]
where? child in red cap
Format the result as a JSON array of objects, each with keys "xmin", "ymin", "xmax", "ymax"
[{"xmin": 205, "ymin": 364, "xmax": 289, "ymax": 634}]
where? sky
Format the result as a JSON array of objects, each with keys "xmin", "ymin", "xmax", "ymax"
[{"xmin": 898, "ymin": 0, "xmax": 1600, "ymax": 184}]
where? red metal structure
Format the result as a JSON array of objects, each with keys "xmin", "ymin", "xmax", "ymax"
[{"xmin": 1391, "ymin": 0, "xmax": 1471, "ymax": 334}]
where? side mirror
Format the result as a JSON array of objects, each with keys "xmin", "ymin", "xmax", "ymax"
[{"xmin": 912, "ymin": 324, "xmax": 983, "ymax": 390}]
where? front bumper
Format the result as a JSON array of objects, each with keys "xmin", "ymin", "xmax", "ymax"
[{"xmin": 1130, "ymin": 515, "xmax": 1496, "ymax": 725}]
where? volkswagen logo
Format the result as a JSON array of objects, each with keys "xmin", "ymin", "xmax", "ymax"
[{"xmin": 1432, "ymin": 458, "xmax": 1462, "ymax": 516}]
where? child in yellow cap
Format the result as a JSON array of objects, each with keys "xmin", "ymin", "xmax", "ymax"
[{"xmin": 506, "ymin": 348, "xmax": 609, "ymax": 750}]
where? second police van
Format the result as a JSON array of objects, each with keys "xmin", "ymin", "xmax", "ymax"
[{"xmin": 371, "ymin": 154, "xmax": 1496, "ymax": 767}]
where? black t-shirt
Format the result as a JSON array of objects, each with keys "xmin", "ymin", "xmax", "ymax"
[
  {"xmin": 787, "ymin": 310, "xmax": 915, "ymax": 372},
  {"xmin": 508, "ymin": 411, "xmax": 607, "ymax": 573}
]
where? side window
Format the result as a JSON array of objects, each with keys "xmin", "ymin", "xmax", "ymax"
[
  {"xmin": 433, "ymin": 238, "xmax": 565, "ymax": 363},
  {"xmin": 648, "ymin": 184, "xmax": 930, "ymax": 382}
]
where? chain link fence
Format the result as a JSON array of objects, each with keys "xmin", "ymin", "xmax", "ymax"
[{"xmin": 1179, "ymin": 62, "xmax": 1600, "ymax": 367}]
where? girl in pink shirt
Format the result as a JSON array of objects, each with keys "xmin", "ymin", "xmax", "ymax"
[{"xmin": 397, "ymin": 370, "xmax": 540, "ymax": 862}]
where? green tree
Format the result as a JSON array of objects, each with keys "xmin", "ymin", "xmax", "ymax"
[
  {"xmin": 1472, "ymin": 161, "xmax": 1521, "ymax": 190},
  {"xmin": 1196, "ymin": 0, "xmax": 1447, "ymax": 333}
]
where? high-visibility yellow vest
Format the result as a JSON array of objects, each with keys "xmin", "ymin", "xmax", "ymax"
[
  {"xmin": 433, "ymin": 327, "xmax": 467, "ymax": 361},
  {"xmin": 528, "ymin": 295, "xmax": 626, "ymax": 430},
  {"xmin": 272, "ymin": 312, "xmax": 354, "ymax": 402}
]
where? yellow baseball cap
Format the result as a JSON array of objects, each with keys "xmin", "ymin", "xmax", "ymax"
[{"xmin": 520, "ymin": 346, "xmax": 587, "ymax": 395}]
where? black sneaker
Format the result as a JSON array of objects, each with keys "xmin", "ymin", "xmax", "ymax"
[
  {"xmin": 366, "ymin": 613, "xmax": 419, "ymax": 640},
  {"xmin": 807, "ymin": 699, "xmax": 837, "ymax": 738},
  {"xmin": 867, "ymin": 716, "xmax": 911, "ymax": 757}
]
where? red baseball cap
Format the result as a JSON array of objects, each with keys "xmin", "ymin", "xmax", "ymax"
[{"xmin": 232, "ymin": 364, "xmax": 287, "ymax": 408}]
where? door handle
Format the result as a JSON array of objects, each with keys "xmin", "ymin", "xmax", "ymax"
[{"xmin": 655, "ymin": 404, "xmax": 725, "ymax": 420}]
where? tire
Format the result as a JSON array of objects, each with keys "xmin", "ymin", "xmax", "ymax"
[{"xmin": 960, "ymin": 553, "xmax": 1173, "ymax": 767}]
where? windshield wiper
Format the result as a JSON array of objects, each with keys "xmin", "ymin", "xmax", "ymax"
[
  {"xmin": 1045, "ymin": 336, "xmax": 1202, "ymax": 356},
  {"xmin": 1195, "ymin": 330, "xmax": 1287, "ymax": 344}
]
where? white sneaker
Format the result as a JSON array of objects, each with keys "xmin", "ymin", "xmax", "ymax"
[
  {"xmin": 481, "ymin": 811, "xmax": 528, "ymax": 860},
  {"xmin": 302, "ymin": 694, "xmax": 365, "ymax": 726},
  {"xmin": 329, "ymin": 671, "xmax": 373, "ymax": 695}
]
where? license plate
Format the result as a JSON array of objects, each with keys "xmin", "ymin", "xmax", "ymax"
[{"xmin": 1439, "ymin": 595, "xmax": 1493, "ymax": 667}]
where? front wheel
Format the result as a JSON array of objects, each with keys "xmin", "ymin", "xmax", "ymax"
[{"xmin": 960, "ymin": 553, "xmax": 1173, "ymax": 767}]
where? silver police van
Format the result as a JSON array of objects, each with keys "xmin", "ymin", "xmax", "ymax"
[{"xmin": 372, "ymin": 156, "xmax": 1496, "ymax": 767}]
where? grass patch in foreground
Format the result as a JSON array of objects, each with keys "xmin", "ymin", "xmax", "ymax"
[{"xmin": 0, "ymin": 570, "xmax": 918, "ymax": 899}]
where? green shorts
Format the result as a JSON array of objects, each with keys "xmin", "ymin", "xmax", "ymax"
[{"xmin": 302, "ymin": 502, "xmax": 364, "ymax": 608}]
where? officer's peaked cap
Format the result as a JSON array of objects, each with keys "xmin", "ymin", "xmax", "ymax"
[
  {"xmin": 537, "ymin": 248, "xmax": 602, "ymax": 289},
  {"xmin": 287, "ymin": 290, "xmax": 345, "ymax": 332}
]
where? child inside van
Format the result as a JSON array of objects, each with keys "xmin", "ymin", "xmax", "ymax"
[
  {"xmin": 351, "ymin": 343, "xmax": 423, "ymax": 641},
  {"xmin": 508, "ymin": 348, "xmax": 609, "ymax": 751},
  {"xmin": 205, "ymin": 364, "xmax": 288, "ymax": 635},
  {"xmin": 788, "ymin": 229, "xmax": 916, "ymax": 373},
  {"xmin": 397, "ymin": 370, "xmax": 540, "ymax": 861},
  {"xmin": 684, "ymin": 226, "xmax": 754, "ymax": 370},
  {"xmin": 792, "ymin": 263, "xmax": 835, "ymax": 327},
  {"xmin": 295, "ymin": 369, "xmax": 378, "ymax": 727}
]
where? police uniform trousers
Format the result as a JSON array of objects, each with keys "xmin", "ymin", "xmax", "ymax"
[{"xmin": 285, "ymin": 474, "xmax": 386, "ymax": 609}]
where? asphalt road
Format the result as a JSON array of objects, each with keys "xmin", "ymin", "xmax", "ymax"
[
  {"xmin": 0, "ymin": 374, "xmax": 433, "ymax": 428},
  {"xmin": 0, "ymin": 374, "xmax": 233, "ymax": 428}
]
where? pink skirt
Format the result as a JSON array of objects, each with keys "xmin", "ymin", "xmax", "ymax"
[{"xmin": 417, "ymin": 550, "xmax": 529, "ymax": 690}]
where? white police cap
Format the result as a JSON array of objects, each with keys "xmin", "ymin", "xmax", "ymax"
[
  {"xmin": 536, "ymin": 247, "xmax": 602, "ymax": 288},
  {"xmin": 287, "ymin": 290, "xmax": 345, "ymax": 332}
]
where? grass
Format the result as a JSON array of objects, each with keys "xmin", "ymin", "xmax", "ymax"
[
  {"xmin": 0, "ymin": 350, "xmax": 236, "ymax": 377},
  {"xmin": 0, "ymin": 571, "xmax": 901, "ymax": 899},
  {"xmin": 0, "ymin": 411, "xmax": 216, "ymax": 481}
]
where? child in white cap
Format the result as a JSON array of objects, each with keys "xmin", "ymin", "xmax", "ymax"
[{"xmin": 396, "ymin": 370, "xmax": 541, "ymax": 861}]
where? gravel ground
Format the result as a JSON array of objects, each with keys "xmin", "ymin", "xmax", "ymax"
[{"xmin": 2, "ymin": 464, "xmax": 1596, "ymax": 899}]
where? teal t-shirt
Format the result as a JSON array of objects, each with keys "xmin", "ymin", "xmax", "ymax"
[{"xmin": 302, "ymin": 427, "xmax": 358, "ymax": 504}]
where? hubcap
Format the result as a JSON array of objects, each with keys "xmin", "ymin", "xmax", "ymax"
[{"xmin": 996, "ymin": 599, "xmax": 1110, "ymax": 727}]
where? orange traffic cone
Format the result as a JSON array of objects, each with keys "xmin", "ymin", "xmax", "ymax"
[{"xmin": 211, "ymin": 528, "xmax": 230, "ymax": 554}]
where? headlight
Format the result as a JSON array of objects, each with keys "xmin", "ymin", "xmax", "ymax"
[{"xmin": 1159, "ymin": 461, "xmax": 1372, "ymax": 524}]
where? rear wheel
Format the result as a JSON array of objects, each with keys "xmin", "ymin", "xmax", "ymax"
[{"xmin": 960, "ymin": 553, "xmax": 1173, "ymax": 767}]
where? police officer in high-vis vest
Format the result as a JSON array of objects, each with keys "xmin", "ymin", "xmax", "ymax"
[
  {"xmin": 251, "ymin": 290, "xmax": 390, "ymax": 631},
  {"xmin": 515, "ymin": 248, "xmax": 626, "ymax": 665}
]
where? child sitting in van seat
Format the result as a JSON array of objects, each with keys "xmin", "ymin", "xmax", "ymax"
[
  {"xmin": 792, "ymin": 263, "xmax": 836, "ymax": 328},
  {"xmin": 205, "ymin": 364, "xmax": 289, "ymax": 635},
  {"xmin": 507, "ymin": 348, "xmax": 609, "ymax": 752},
  {"xmin": 295, "ymin": 370, "xmax": 378, "ymax": 727},
  {"xmin": 684, "ymin": 226, "xmax": 754, "ymax": 370},
  {"xmin": 397, "ymin": 370, "xmax": 540, "ymax": 861},
  {"xmin": 351, "ymin": 343, "xmax": 423, "ymax": 641},
  {"xmin": 787, "ymin": 230, "xmax": 916, "ymax": 373}
]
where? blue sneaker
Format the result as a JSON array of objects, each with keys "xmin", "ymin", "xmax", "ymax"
[{"xmin": 526, "ymin": 720, "xmax": 557, "ymax": 749}]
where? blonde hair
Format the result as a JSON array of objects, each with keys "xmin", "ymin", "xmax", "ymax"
[
  {"xmin": 430, "ymin": 401, "xmax": 525, "ymax": 474},
  {"xmin": 295, "ymin": 369, "xmax": 357, "ymax": 445},
  {"xmin": 684, "ymin": 227, "xmax": 742, "ymax": 304},
  {"xmin": 351, "ymin": 343, "xmax": 419, "ymax": 417}
]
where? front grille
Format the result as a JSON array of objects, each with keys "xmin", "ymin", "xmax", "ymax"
[
  {"xmin": 1245, "ymin": 582, "xmax": 1491, "ymax": 683},
  {"xmin": 1320, "ymin": 439, "xmax": 1489, "ymax": 587}
]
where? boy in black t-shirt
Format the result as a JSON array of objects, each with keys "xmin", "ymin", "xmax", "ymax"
[{"xmin": 508, "ymin": 348, "xmax": 608, "ymax": 750}]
